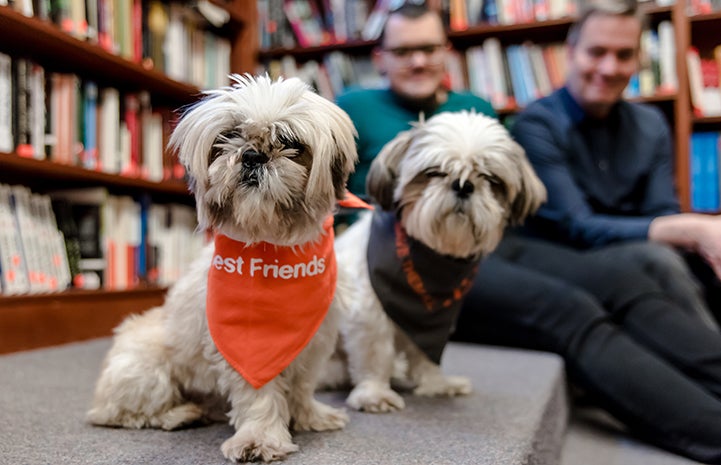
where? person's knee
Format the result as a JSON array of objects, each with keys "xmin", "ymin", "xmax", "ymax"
[{"xmin": 627, "ymin": 242, "xmax": 689, "ymax": 275}]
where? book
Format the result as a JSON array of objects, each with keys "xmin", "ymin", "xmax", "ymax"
[
  {"xmin": 0, "ymin": 52, "xmax": 12, "ymax": 153},
  {"xmin": 0, "ymin": 184, "xmax": 30, "ymax": 294},
  {"xmin": 98, "ymin": 86, "xmax": 120, "ymax": 173},
  {"xmin": 483, "ymin": 37, "xmax": 510, "ymax": 109},
  {"xmin": 657, "ymin": 20, "xmax": 677, "ymax": 94},
  {"xmin": 283, "ymin": 0, "xmax": 331, "ymax": 48},
  {"xmin": 48, "ymin": 187, "xmax": 110, "ymax": 289}
]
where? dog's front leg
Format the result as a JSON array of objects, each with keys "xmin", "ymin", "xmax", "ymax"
[
  {"xmin": 220, "ymin": 373, "xmax": 298, "ymax": 463},
  {"xmin": 342, "ymin": 301, "xmax": 406, "ymax": 412},
  {"xmin": 288, "ymin": 310, "xmax": 349, "ymax": 432},
  {"xmin": 398, "ymin": 331, "xmax": 472, "ymax": 398}
]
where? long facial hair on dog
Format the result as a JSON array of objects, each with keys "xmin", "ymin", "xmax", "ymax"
[
  {"xmin": 366, "ymin": 111, "xmax": 546, "ymax": 259},
  {"xmin": 170, "ymin": 74, "xmax": 357, "ymax": 245}
]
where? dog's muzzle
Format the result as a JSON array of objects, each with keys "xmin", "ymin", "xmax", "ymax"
[
  {"xmin": 241, "ymin": 150, "xmax": 268, "ymax": 186},
  {"xmin": 452, "ymin": 179, "xmax": 474, "ymax": 199}
]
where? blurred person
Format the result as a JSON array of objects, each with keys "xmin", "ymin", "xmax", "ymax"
[
  {"xmin": 511, "ymin": 0, "xmax": 721, "ymax": 329},
  {"xmin": 336, "ymin": 2, "xmax": 721, "ymax": 463}
]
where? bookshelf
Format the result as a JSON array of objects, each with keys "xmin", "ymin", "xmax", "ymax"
[
  {"xmin": 256, "ymin": 0, "xmax": 721, "ymax": 213},
  {"xmin": 0, "ymin": 0, "xmax": 256, "ymax": 354}
]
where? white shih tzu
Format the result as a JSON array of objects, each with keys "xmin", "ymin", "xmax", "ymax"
[
  {"xmin": 326, "ymin": 111, "xmax": 546, "ymax": 413},
  {"xmin": 87, "ymin": 75, "xmax": 360, "ymax": 462}
]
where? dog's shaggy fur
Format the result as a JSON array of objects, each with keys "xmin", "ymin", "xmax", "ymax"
[
  {"xmin": 323, "ymin": 111, "xmax": 546, "ymax": 412},
  {"xmin": 87, "ymin": 75, "xmax": 357, "ymax": 462}
]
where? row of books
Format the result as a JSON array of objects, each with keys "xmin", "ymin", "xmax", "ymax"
[
  {"xmin": 0, "ymin": 55, "xmax": 186, "ymax": 182},
  {"xmin": 0, "ymin": 183, "xmax": 205, "ymax": 295},
  {"xmin": 447, "ymin": 0, "xmax": 578, "ymax": 31},
  {"xmin": 258, "ymin": 0, "xmax": 372, "ymax": 49},
  {"xmin": 262, "ymin": 20, "xmax": 676, "ymax": 111},
  {"xmin": 257, "ymin": 0, "xmax": 677, "ymax": 52},
  {"xmin": 690, "ymin": 131, "xmax": 721, "ymax": 212},
  {"xmin": 687, "ymin": 0, "xmax": 721, "ymax": 15},
  {"xmin": 1, "ymin": 0, "xmax": 231, "ymax": 90},
  {"xmin": 0, "ymin": 184, "xmax": 71, "ymax": 294},
  {"xmin": 687, "ymin": 45, "xmax": 721, "ymax": 117},
  {"xmin": 261, "ymin": 52, "xmax": 384, "ymax": 101}
]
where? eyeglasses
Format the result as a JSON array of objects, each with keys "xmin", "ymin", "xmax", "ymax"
[
  {"xmin": 381, "ymin": 43, "xmax": 447, "ymax": 65},
  {"xmin": 387, "ymin": 0, "xmax": 426, "ymax": 13}
]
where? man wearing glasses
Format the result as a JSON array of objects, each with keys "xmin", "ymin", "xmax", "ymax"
[
  {"xmin": 336, "ymin": 1, "xmax": 495, "ymax": 197},
  {"xmin": 335, "ymin": 2, "xmax": 721, "ymax": 463}
]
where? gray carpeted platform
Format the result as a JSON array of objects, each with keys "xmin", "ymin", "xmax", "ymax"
[{"xmin": 0, "ymin": 339, "xmax": 567, "ymax": 465}]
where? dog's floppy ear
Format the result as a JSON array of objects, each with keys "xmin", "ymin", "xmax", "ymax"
[
  {"xmin": 302, "ymin": 90, "xmax": 359, "ymax": 203},
  {"xmin": 366, "ymin": 128, "xmax": 415, "ymax": 210},
  {"xmin": 507, "ymin": 140, "xmax": 547, "ymax": 225}
]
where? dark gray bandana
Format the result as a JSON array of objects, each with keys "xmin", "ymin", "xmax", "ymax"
[{"xmin": 367, "ymin": 210, "xmax": 480, "ymax": 363}]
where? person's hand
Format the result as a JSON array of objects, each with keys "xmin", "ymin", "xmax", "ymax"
[
  {"xmin": 694, "ymin": 216, "xmax": 721, "ymax": 280},
  {"xmin": 650, "ymin": 214, "xmax": 721, "ymax": 280}
]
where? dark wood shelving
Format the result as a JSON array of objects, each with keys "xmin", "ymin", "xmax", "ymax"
[
  {"xmin": 0, "ymin": 6, "xmax": 202, "ymax": 105},
  {"xmin": 259, "ymin": 39, "xmax": 378, "ymax": 61},
  {"xmin": 0, "ymin": 287, "xmax": 168, "ymax": 354},
  {"xmin": 693, "ymin": 116, "xmax": 721, "ymax": 125},
  {"xmin": 0, "ymin": 0, "xmax": 255, "ymax": 354},
  {"xmin": 689, "ymin": 10, "xmax": 721, "ymax": 22},
  {"xmin": 0, "ymin": 152, "xmax": 191, "ymax": 200}
]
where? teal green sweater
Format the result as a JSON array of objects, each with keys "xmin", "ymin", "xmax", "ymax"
[{"xmin": 336, "ymin": 88, "xmax": 496, "ymax": 195}]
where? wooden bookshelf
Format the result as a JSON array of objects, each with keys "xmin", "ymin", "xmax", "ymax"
[
  {"xmin": 0, "ymin": 153, "xmax": 191, "ymax": 199},
  {"xmin": 0, "ymin": 287, "xmax": 167, "ymax": 354},
  {"xmin": 0, "ymin": 0, "xmax": 253, "ymax": 353}
]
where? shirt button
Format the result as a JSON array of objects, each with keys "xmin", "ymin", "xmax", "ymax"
[{"xmin": 598, "ymin": 160, "xmax": 609, "ymax": 171}]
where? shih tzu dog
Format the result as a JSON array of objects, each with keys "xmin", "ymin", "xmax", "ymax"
[
  {"xmin": 87, "ymin": 75, "xmax": 359, "ymax": 462},
  {"xmin": 325, "ymin": 111, "xmax": 546, "ymax": 413}
]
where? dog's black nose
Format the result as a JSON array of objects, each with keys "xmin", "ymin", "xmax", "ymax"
[
  {"xmin": 452, "ymin": 179, "xmax": 474, "ymax": 198},
  {"xmin": 242, "ymin": 150, "xmax": 269, "ymax": 168}
]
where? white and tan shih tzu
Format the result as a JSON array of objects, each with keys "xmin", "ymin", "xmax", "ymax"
[
  {"xmin": 86, "ymin": 74, "xmax": 361, "ymax": 462},
  {"xmin": 324, "ymin": 111, "xmax": 546, "ymax": 413}
]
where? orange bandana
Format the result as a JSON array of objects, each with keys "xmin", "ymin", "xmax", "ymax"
[{"xmin": 207, "ymin": 194, "xmax": 370, "ymax": 389}]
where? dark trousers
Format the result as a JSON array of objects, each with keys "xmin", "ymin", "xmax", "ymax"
[{"xmin": 452, "ymin": 235, "xmax": 721, "ymax": 464}]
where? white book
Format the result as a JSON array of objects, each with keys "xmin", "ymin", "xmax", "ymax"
[
  {"xmin": 142, "ymin": 111, "xmax": 164, "ymax": 182},
  {"xmin": 36, "ymin": 195, "xmax": 71, "ymax": 291},
  {"xmin": 527, "ymin": 43, "xmax": 553, "ymax": 97},
  {"xmin": 10, "ymin": 186, "xmax": 44, "ymax": 293},
  {"xmin": 28, "ymin": 63, "xmax": 46, "ymax": 160},
  {"xmin": 687, "ymin": 48, "xmax": 706, "ymax": 116},
  {"xmin": 483, "ymin": 37, "xmax": 509, "ymax": 109},
  {"xmin": 0, "ymin": 184, "xmax": 30, "ymax": 294},
  {"xmin": 99, "ymin": 87, "xmax": 120, "ymax": 174},
  {"xmin": 657, "ymin": 21, "xmax": 678, "ymax": 93},
  {"xmin": 0, "ymin": 53, "xmax": 12, "ymax": 153}
]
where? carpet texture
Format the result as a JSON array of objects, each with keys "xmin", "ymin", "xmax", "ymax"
[{"xmin": 0, "ymin": 339, "xmax": 567, "ymax": 465}]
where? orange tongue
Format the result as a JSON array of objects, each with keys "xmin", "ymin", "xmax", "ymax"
[{"xmin": 206, "ymin": 220, "xmax": 337, "ymax": 389}]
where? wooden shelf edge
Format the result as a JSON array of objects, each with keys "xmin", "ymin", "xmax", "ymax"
[
  {"xmin": 0, "ymin": 6, "xmax": 201, "ymax": 103},
  {"xmin": 693, "ymin": 116, "xmax": 721, "ymax": 125},
  {"xmin": 0, "ymin": 287, "xmax": 168, "ymax": 354},
  {"xmin": 0, "ymin": 152, "xmax": 191, "ymax": 197}
]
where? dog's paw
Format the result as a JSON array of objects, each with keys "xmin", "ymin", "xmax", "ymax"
[
  {"xmin": 346, "ymin": 379, "xmax": 405, "ymax": 413},
  {"xmin": 221, "ymin": 429, "xmax": 298, "ymax": 463},
  {"xmin": 156, "ymin": 403, "xmax": 206, "ymax": 430},
  {"xmin": 293, "ymin": 399, "xmax": 349, "ymax": 432},
  {"xmin": 414, "ymin": 375, "xmax": 472, "ymax": 397}
]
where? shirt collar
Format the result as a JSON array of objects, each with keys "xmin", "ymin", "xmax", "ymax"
[
  {"xmin": 559, "ymin": 86, "xmax": 622, "ymax": 126},
  {"xmin": 559, "ymin": 86, "xmax": 586, "ymax": 125}
]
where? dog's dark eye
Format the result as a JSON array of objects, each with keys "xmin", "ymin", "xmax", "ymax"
[
  {"xmin": 483, "ymin": 175, "xmax": 507, "ymax": 199},
  {"xmin": 219, "ymin": 130, "xmax": 243, "ymax": 142},
  {"xmin": 424, "ymin": 169, "xmax": 447, "ymax": 178},
  {"xmin": 278, "ymin": 135, "xmax": 305, "ymax": 159}
]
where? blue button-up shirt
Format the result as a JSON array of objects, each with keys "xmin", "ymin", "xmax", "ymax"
[{"xmin": 510, "ymin": 87, "xmax": 680, "ymax": 249}]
